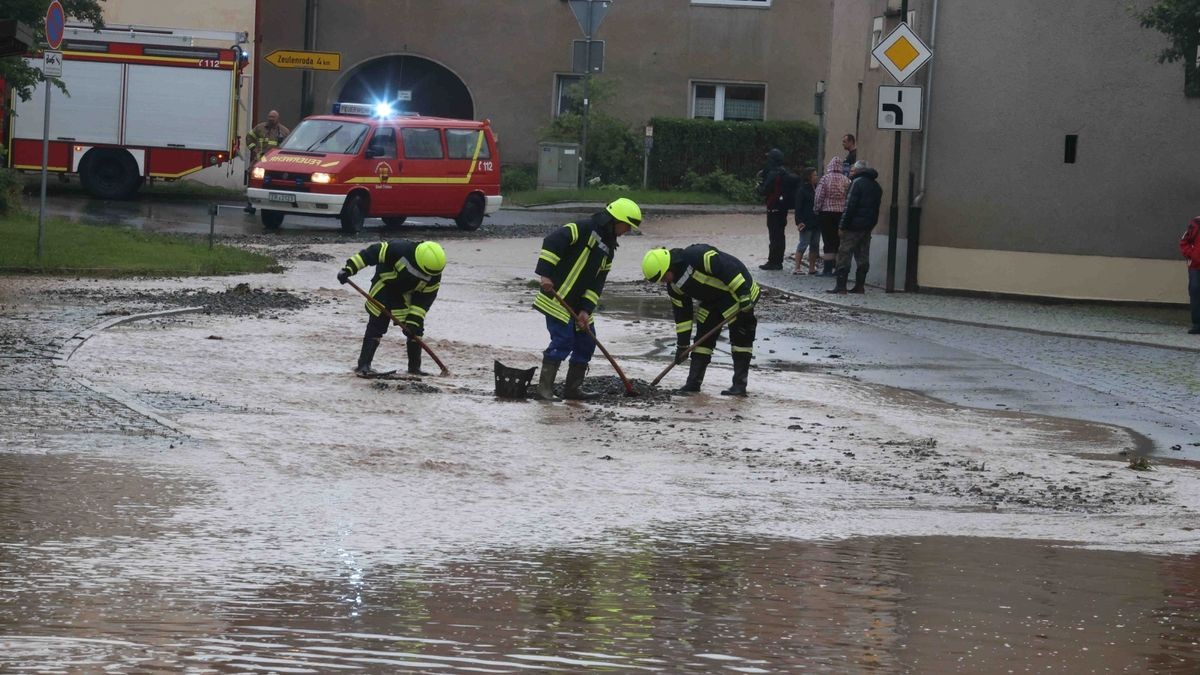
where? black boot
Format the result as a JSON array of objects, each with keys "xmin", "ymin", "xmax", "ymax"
[
  {"xmin": 406, "ymin": 340, "xmax": 429, "ymax": 375},
  {"xmin": 677, "ymin": 354, "xmax": 710, "ymax": 394},
  {"xmin": 826, "ymin": 272, "xmax": 848, "ymax": 294},
  {"xmin": 562, "ymin": 361, "xmax": 599, "ymax": 400},
  {"xmin": 820, "ymin": 260, "xmax": 835, "ymax": 276},
  {"xmin": 721, "ymin": 352, "xmax": 751, "ymax": 397},
  {"xmin": 355, "ymin": 337, "xmax": 381, "ymax": 376},
  {"xmin": 849, "ymin": 267, "xmax": 868, "ymax": 294},
  {"xmin": 535, "ymin": 358, "xmax": 562, "ymax": 401}
]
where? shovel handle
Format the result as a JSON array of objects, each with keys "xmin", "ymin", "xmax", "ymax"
[
  {"xmin": 551, "ymin": 289, "xmax": 636, "ymax": 395},
  {"xmin": 344, "ymin": 278, "xmax": 450, "ymax": 376},
  {"xmin": 650, "ymin": 315, "xmax": 733, "ymax": 387}
]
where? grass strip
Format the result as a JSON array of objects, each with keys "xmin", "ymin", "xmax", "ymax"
[
  {"xmin": 0, "ymin": 212, "xmax": 278, "ymax": 277},
  {"xmin": 504, "ymin": 188, "xmax": 751, "ymax": 207}
]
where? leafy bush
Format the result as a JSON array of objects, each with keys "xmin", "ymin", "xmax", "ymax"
[
  {"xmin": 540, "ymin": 78, "xmax": 642, "ymax": 187},
  {"xmin": 679, "ymin": 169, "xmax": 758, "ymax": 202},
  {"xmin": 0, "ymin": 167, "xmax": 25, "ymax": 215},
  {"xmin": 501, "ymin": 164, "xmax": 537, "ymax": 193},
  {"xmin": 647, "ymin": 118, "xmax": 818, "ymax": 191}
]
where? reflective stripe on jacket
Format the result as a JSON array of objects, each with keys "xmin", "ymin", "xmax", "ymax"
[
  {"xmin": 667, "ymin": 244, "xmax": 760, "ymax": 346},
  {"xmin": 533, "ymin": 213, "xmax": 617, "ymax": 324},
  {"xmin": 341, "ymin": 239, "xmax": 441, "ymax": 331}
]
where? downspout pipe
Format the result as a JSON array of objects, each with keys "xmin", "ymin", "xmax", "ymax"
[{"xmin": 913, "ymin": 0, "xmax": 939, "ymax": 208}]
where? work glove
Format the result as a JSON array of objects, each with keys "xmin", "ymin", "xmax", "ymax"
[
  {"xmin": 674, "ymin": 345, "xmax": 690, "ymax": 365},
  {"xmin": 337, "ymin": 269, "xmax": 350, "ymax": 285}
]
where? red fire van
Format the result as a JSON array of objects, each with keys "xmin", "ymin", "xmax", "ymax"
[{"xmin": 246, "ymin": 102, "xmax": 501, "ymax": 233}]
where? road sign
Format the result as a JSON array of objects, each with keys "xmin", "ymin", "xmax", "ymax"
[
  {"xmin": 45, "ymin": 0, "xmax": 64, "ymax": 50},
  {"xmin": 397, "ymin": 90, "xmax": 412, "ymax": 102},
  {"xmin": 877, "ymin": 85, "xmax": 922, "ymax": 130},
  {"xmin": 263, "ymin": 49, "xmax": 341, "ymax": 72},
  {"xmin": 42, "ymin": 49, "xmax": 62, "ymax": 77},
  {"xmin": 871, "ymin": 23, "xmax": 932, "ymax": 84},
  {"xmin": 568, "ymin": 0, "xmax": 612, "ymax": 36},
  {"xmin": 571, "ymin": 39, "xmax": 604, "ymax": 73}
]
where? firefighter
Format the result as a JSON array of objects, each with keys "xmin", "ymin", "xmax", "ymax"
[
  {"xmin": 244, "ymin": 110, "xmax": 291, "ymax": 214},
  {"xmin": 533, "ymin": 197, "xmax": 642, "ymax": 401},
  {"xmin": 641, "ymin": 245, "xmax": 761, "ymax": 396},
  {"xmin": 337, "ymin": 239, "xmax": 446, "ymax": 377}
]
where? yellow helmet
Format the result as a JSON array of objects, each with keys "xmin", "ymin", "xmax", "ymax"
[
  {"xmin": 415, "ymin": 241, "xmax": 446, "ymax": 274},
  {"xmin": 606, "ymin": 197, "xmax": 642, "ymax": 229},
  {"xmin": 642, "ymin": 248, "xmax": 671, "ymax": 282}
]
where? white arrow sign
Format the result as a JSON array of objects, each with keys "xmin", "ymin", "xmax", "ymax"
[{"xmin": 878, "ymin": 85, "xmax": 922, "ymax": 131}]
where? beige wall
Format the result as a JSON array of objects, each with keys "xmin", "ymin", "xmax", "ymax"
[
  {"xmin": 102, "ymin": 0, "xmax": 256, "ymax": 187},
  {"xmin": 257, "ymin": 0, "xmax": 831, "ymax": 165}
]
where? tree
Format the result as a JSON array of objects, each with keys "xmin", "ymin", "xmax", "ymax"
[
  {"xmin": 0, "ymin": 0, "xmax": 105, "ymax": 100},
  {"xmin": 1133, "ymin": 0, "xmax": 1200, "ymax": 97}
]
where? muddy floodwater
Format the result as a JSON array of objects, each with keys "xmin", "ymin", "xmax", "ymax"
[{"xmin": 2, "ymin": 217, "xmax": 1200, "ymax": 672}]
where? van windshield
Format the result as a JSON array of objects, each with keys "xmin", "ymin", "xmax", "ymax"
[{"xmin": 281, "ymin": 120, "xmax": 370, "ymax": 154}]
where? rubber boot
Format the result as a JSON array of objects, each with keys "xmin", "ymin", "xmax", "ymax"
[
  {"xmin": 535, "ymin": 358, "xmax": 562, "ymax": 402},
  {"xmin": 849, "ymin": 267, "xmax": 868, "ymax": 294},
  {"xmin": 820, "ymin": 259, "xmax": 835, "ymax": 277},
  {"xmin": 406, "ymin": 340, "xmax": 429, "ymax": 375},
  {"xmin": 562, "ymin": 361, "xmax": 599, "ymax": 400},
  {"xmin": 355, "ymin": 337, "xmax": 380, "ymax": 376},
  {"xmin": 721, "ymin": 352, "xmax": 751, "ymax": 397},
  {"xmin": 826, "ymin": 272, "xmax": 848, "ymax": 294},
  {"xmin": 677, "ymin": 354, "xmax": 710, "ymax": 394}
]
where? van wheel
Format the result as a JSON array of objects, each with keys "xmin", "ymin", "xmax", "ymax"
[
  {"xmin": 381, "ymin": 216, "xmax": 407, "ymax": 228},
  {"xmin": 340, "ymin": 194, "xmax": 366, "ymax": 233},
  {"xmin": 262, "ymin": 210, "xmax": 284, "ymax": 230},
  {"xmin": 455, "ymin": 194, "xmax": 484, "ymax": 231},
  {"xmin": 80, "ymin": 149, "xmax": 141, "ymax": 200}
]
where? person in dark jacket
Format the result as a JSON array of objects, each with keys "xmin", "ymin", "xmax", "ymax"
[
  {"xmin": 337, "ymin": 239, "xmax": 446, "ymax": 377},
  {"xmin": 641, "ymin": 245, "xmax": 761, "ymax": 396},
  {"xmin": 756, "ymin": 148, "xmax": 795, "ymax": 270},
  {"xmin": 533, "ymin": 197, "xmax": 642, "ymax": 401},
  {"xmin": 1181, "ymin": 216, "xmax": 1200, "ymax": 334},
  {"xmin": 792, "ymin": 167, "xmax": 820, "ymax": 274},
  {"xmin": 829, "ymin": 161, "xmax": 882, "ymax": 294}
]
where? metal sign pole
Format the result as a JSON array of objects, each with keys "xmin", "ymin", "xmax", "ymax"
[
  {"xmin": 884, "ymin": 0, "xmax": 909, "ymax": 293},
  {"xmin": 578, "ymin": 0, "xmax": 593, "ymax": 188},
  {"xmin": 36, "ymin": 73, "xmax": 51, "ymax": 260}
]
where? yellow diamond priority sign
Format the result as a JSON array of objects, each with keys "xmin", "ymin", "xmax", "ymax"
[{"xmin": 872, "ymin": 23, "xmax": 932, "ymax": 84}]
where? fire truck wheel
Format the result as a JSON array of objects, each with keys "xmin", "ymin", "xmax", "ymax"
[
  {"xmin": 340, "ymin": 194, "xmax": 366, "ymax": 233},
  {"xmin": 261, "ymin": 210, "xmax": 284, "ymax": 230},
  {"xmin": 381, "ymin": 216, "xmax": 407, "ymax": 228},
  {"xmin": 80, "ymin": 149, "xmax": 141, "ymax": 200},
  {"xmin": 455, "ymin": 194, "xmax": 484, "ymax": 231}
]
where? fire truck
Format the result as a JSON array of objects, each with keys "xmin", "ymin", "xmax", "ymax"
[{"xmin": 7, "ymin": 24, "xmax": 248, "ymax": 199}]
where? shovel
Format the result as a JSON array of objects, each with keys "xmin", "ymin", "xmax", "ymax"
[
  {"xmin": 650, "ymin": 315, "xmax": 734, "ymax": 387},
  {"xmin": 551, "ymin": 289, "xmax": 638, "ymax": 397},
  {"xmin": 344, "ymin": 279, "xmax": 451, "ymax": 376}
]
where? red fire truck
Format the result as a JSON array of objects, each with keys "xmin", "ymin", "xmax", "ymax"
[{"xmin": 7, "ymin": 24, "xmax": 248, "ymax": 199}]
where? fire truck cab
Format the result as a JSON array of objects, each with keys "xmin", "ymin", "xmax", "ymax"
[{"xmin": 246, "ymin": 102, "xmax": 502, "ymax": 233}]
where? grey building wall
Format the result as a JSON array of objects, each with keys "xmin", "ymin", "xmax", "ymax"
[{"xmin": 256, "ymin": 0, "xmax": 832, "ymax": 165}]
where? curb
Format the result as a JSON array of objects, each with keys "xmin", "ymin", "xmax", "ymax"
[{"xmin": 760, "ymin": 283, "xmax": 1200, "ymax": 354}]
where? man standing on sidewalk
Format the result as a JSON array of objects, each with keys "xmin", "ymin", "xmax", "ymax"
[
  {"xmin": 1181, "ymin": 216, "xmax": 1200, "ymax": 334},
  {"xmin": 756, "ymin": 148, "xmax": 796, "ymax": 270},
  {"xmin": 829, "ymin": 161, "xmax": 882, "ymax": 295}
]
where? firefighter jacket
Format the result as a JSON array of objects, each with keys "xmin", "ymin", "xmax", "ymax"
[
  {"xmin": 667, "ymin": 244, "xmax": 761, "ymax": 347},
  {"xmin": 341, "ymin": 240, "xmax": 440, "ymax": 333},
  {"xmin": 246, "ymin": 121, "xmax": 290, "ymax": 162},
  {"xmin": 533, "ymin": 213, "xmax": 619, "ymax": 325}
]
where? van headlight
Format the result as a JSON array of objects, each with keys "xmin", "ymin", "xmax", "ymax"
[
  {"xmin": 251, "ymin": 167, "xmax": 265, "ymax": 180},
  {"xmin": 310, "ymin": 172, "xmax": 334, "ymax": 184}
]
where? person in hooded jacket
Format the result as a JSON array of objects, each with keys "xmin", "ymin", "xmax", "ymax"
[
  {"xmin": 756, "ymin": 148, "xmax": 795, "ymax": 270},
  {"xmin": 533, "ymin": 197, "xmax": 643, "ymax": 401},
  {"xmin": 813, "ymin": 156, "xmax": 851, "ymax": 276},
  {"xmin": 1181, "ymin": 216, "xmax": 1200, "ymax": 334},
  {"xmin": 828, "ymin": 161, "xmax": 883, "ymax": 294}
]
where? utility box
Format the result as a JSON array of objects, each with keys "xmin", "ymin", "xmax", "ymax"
[{"xmin": 538, "ymin": 142, "xmax": 581, "ymax": 189}]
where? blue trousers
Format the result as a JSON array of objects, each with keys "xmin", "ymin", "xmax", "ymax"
[
  {"xmin": 1189, "ymin": 268, "xmax": 1200, "ymax": 329},
  {"xmin": 544, "ymin": 316, "xmax": 596, "ymax": 364}
]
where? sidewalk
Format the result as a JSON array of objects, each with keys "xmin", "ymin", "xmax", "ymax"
[
  {"xmin": 757, "ymin": 267, "xmax": 1200, "ymax": 353},
  {"xmin": 504, "ymin": 202, "xmax": 758, "ymax": 215}
]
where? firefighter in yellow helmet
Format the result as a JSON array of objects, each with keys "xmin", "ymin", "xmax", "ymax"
[
  {"xmin": 337, "ymin": 240, "xmax": 446, "ymax": 377},
  {"xmin": 642, "ymin": 244, "xmax": 760, "ymax": 396},
  {"xmin": 532, "ymin": 197, "xmax": 642, "ymax": 401}
]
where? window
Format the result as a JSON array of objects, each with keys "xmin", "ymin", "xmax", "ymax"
[
  {"xmin": 366, "ymin": 127, "xmax": 396, "ymax": 159},
  {"xmin": 691, "ymin": 0, "xmax": 771, "ymax": 7},
  {"xmin": 401, "ymin": 128, "xmax": 444, "ymax": 159},
  {"xmin": 870, "ymin": 16, "xmax": 884, "ymax": 69},
  {"xmin": 446, "ymin": 129, "xmax": 490, "ymax": 160},
  {"xmin": 555, "ymin": 74, "xmax": 583, "ymax": 117},
  {"xmin": 691, "ymin": 82, "xmax": 765, "ymax": 121},
  {"xmin": 280, "ymin": 120, "xmax": 369, "ymax": 154}
]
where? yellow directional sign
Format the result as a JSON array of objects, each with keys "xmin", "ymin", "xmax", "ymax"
[
  {"xmin": 264, "ymin": 49, "xmax": 341, "ymax": 72},
  {"xmin": 871, "ymin": 24, "xmax": 932, "ymax": 85}
]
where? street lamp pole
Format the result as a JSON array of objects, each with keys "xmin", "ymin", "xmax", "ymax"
[
  {"xmin": 579, "ymin": 0, "xmax": 593, "ymax": 188},
  {"xmin": 885, "ymin": 0, "xmax": 909, "ymax": 293}
]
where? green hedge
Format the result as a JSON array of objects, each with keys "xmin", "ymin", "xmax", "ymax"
[{"xmin": 647, "ymin": 118, "xmax": 819, "ymax": 191}]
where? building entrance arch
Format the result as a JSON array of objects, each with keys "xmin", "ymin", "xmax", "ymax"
[{"xmin": 335, "ymin": 55, "xmax": 473, "ymax": 119}]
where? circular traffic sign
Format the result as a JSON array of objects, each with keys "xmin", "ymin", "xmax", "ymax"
[{"xmin": 45, "ymin": 1, "xmax": 65, "ymax": 50}]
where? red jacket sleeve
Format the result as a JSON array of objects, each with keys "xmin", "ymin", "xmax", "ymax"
[{"xmin": 1182, "ymin": 218, "xmax": 1200, "ymax": 266}]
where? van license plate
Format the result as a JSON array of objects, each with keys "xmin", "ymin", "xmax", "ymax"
[{"xmin": 268, "ymin": 192, "xmax": 296, "ymax": 204}]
